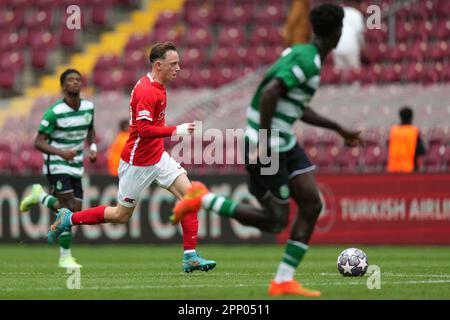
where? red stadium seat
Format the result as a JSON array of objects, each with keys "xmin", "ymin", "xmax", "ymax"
[
  {"xmin": 31, "ymin": 48, "xmax": 52, "ymax": 70},
  {"xmin": 155, "ymin": 11, "xmax": 180, "ymax": 29},
  {"xmin": 321, "ymin": 65, "xmax": 342, "ymax": 84},
  {"xmin": 122, "ymin": 49, "xmax": 147, "ymax": 70},
  {"xmin": 184, "ymin": 6, "xmax": 216, "ymax": 27},
  {"xmin": 0, "ymin": 9, "xmax": 25, "ymax": 30},
  {"xmin": 406, "ymin": 41, "xmax": 427, "ymax": 62},
  {"xmin": 35, "ymin": 0, "xmax": 59, "ymax": 9},
  {"xmin": 0, "ymin": 69, "xmax": 17, "ymax": 90},
  {"xmin": 405, "ymin": 63, "xmax": 426, "ymax": 83},
  {"xmin": 254, "ymin": 3, "xmax": 285, "ymax": 24},
  {"xmin": 436, "ymin": 19, "xmax": 450, "ymax": 40},
  {"xmin": 28, "ymin": 31, "xmax": 57, "ymax": 50},
  {"xmin": 381, "ymin": 63, "xmax": 403, "ymax": 83},
  {"xmin": 59, "ymin": 27, "xmax": 80, "ymax": 49},
  {"xmin": 412, "ymin": 0, "xmax": 436, "ymax": 21},
  {"xmin": 430, "ymin": 41, "xmax": 449, "ymax": 61},
  {"xmin": 210, "ymin": 46, "xmax": 240, "ymax": 67},
  {"xmin": 149, "ymin": 27, "xmax": 183, "ymax": 45},
  {"xmin": 363, "ymin": 145, "xmax": 387, "ymax": 172},
  {"xmin": 0, "ymin": 51, "xmax": 25, "ymax": 72},
  {"xmin": 180, "ymin": 47, "xmax": 208, "ymax": 68},
  {"xmin": 221, "ymin": 3, "xmax": 255, "ymax": 25},
  {"xmin": 218, "ymin": 26, "xmax": 246, "ymax": 48},
  {"xmin": 0, "ymin": 31, "xmax": 26, "ymax": 51},
  {"xmin": 390, "ymin": 43, "xmax": 407, "ymax": 63},
  {"xmin": 213, "ymin": 67, "xmax": 240, "ymax": 87},
  {"xmin": 90, "ymin": 0, "xmax": 114, "ymax": 27},
  {"xmin": 94, "ymin": 54, "xmax": 120, "ymax": 71},
  {"xmin": 25, "ymin": 9, "xmax": 53, "ymax": 29},
  {"xmin": 0, "ymin": 150, "xmax": 13, "ymax": 173},
  {"xmin": 396, "ymin": 21, "xmax": 413, "ymax": 42},
  {"xmin": 125, "ymin": 32, "xmax": 150, "ymax": 51},
  {"xmin": 249, "ymin": 25, "xmax": 283, "ymax": 46},
  {"xmin": 414, "ymin": 20, "xmax": 435, "ymax": 40},
  {"xmin": 185, "ymin": 27, "xmax": 213, "ymax": 47},
  {"xmin": 337, "ymin": 147, "xmax": 361, "ymax": 173}
]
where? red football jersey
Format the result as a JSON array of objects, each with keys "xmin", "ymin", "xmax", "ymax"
[{"xmin": 121, "ymin": 73, "xmax": 167, "ymax": 166}]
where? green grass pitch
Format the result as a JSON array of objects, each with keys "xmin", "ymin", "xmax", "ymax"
[{"xmin": 0, "ymin": 244, "xmax": 449, "ymax": 300}]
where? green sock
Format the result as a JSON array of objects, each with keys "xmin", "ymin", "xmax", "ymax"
[
  {"xmin": 59, "ymin": 231, "xmax": 72, "ymax": 250},
  {"xmin": 201, "ymin": 193, "xmax": 237, "ymax": 217},
  {"xmin": 40, "ymin": 194, "xmax": 57, "ymax": 210},
  {"xmin": 282, "ymin": 240, "xmax": 308, "ymax": 268}
]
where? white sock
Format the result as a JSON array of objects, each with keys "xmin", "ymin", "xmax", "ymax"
[
  {"xmin": 39, "ymin": 191, "xmax": 48, "ymax": 203},
  {"xmin": 201, "ymin": 193, "xmax": 215, "ymax": 209},
  {"xmin": 60, "ymin": 247, "xmax": 72, "ymax": 258},
  {"xmin": 274, "ymin": 262, "xmax": 295, "ymax": 283},
  {"xmin": 184, "ymin": 249, "xmax": 196, "ymax": 255}
]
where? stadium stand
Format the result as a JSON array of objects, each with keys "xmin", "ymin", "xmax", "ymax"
[{"xmin": 0, "ymin": 0, "xmax": 449, "ymax": 175}]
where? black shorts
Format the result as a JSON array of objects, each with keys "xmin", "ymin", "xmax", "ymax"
[
  {"xmin": 245, "ymin": 143, "xmax": 315, "ymax": 202},
  {"xmin": 47, "ymin": 174, "xmax": 83, "ymax": 200}
]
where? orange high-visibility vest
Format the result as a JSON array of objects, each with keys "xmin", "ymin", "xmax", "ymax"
[
  {"xmin": 387, "ymin": 125, "xmax": 419, "ymax": 173},
  {"xmin": 107, "ymin": 131, "xmax": 129, "ymax": 176}
]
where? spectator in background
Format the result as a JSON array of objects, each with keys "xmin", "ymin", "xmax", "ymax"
[
  {"xmin": 333, "ymin": 0, "xmax": 368, "ymax": 70},
  {"xmin": 283, "ymin": 0, "xmax": 311, "ymax": 46},
  {"xmin": 107, "ymin": 119, "xmax": 129, "ymax": 176},
  {"xmin": 387, "ymin": 107, "xmax": 426, "ymax": 173}
]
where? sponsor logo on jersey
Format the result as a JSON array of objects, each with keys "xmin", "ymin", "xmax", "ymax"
[{"xmin": 124, "ymin": 197, "xmax": 136, "ymax": 204}]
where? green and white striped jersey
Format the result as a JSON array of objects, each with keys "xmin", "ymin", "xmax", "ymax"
[
  {"xmin": 38, "ymin": 99, "xmax": 94, "ymax": 177},
  {"xmin": 245, "ymin": 43, "xmax": 322, "ymax": 152}
]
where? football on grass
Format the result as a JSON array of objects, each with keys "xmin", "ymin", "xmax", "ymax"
[{"xmin": 337, "ymin": 248, "xmax": 369, "ymax": 276}]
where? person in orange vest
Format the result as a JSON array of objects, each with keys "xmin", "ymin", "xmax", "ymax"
[
  {"xmin": 283, "ymin": 0, "xmax": 311, "ymax": 46},
  {"xmin": 387, "ymin": 107, "xmax": 426, "ymax": 173},
  {"xmin": 107, "ymin": 119, "xmax": 129, "ymax": 176}
]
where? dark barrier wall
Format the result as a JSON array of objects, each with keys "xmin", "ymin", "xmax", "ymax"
[
  {"xmin": 1, "ymin": 174, "xmax": 449, "ymax": 244},
  {"xmin": 0, "ymin": 175, "xmax": 276, "ymax": 244}
]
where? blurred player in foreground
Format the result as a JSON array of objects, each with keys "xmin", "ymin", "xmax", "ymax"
[
  {"xmin": 20, "ymin": 69, "xmax": 97, "ymax": 268},
  {"xmin": 46, "ymin": 42, "xmax": 216, "ymax": 273},
  {"xmin": 173, "ymin": 4, "xmax": 364, "ymax": 296}
]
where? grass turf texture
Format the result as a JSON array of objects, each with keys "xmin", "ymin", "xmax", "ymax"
[{"xmin": 0, "ymin": 244, "xmax": 449, "ymax": 300}]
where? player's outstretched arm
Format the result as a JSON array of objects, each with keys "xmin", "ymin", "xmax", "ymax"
[
  {"xmin": 300, "ymin": 107, "xmax": 365, "ymax": 147},
  {"xmin": 137, "ymin": 120, "xmax": 195, "ymax": 138}
]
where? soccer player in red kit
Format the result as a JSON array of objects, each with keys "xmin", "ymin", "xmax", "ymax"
[{"xmin": 47, "ymin": 42, "xmax": 216, "ymax": 273}]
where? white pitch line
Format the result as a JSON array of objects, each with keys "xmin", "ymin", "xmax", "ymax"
[
  {"xmin": 2, "ymin": 278, "xmax": 450, "ymax": 293},
  {"xmin": 318, "ymin": 272, "xmax": 450, "ymax": 278}
]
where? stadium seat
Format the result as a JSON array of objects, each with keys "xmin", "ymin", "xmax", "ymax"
[
  {"xmin": 218, "ymin": 26, "xmax": 246, "ymax": 48},
  {"xmin": 363, "ymin": 145, "xmax": 387, "ymax": 172},
  {"xmin": 25, "ymin": 9, "xmax": 53, "ymax": 29},
  {"xmin": 59, "ymin": 27, "xmax": 80, "ymax": 49},
  {"xmin": 150, "ymin": 27, "xmax": 183, "ymax": 45},
  {"xmin": 436, "ymin": 19, "xmax": 450, "ymax": 39},
  {"xmin": 180, "ymin": 47, "xmax": 208, "ymax": 68},
  {"xmin": 254, "ymin": 3, "xmax": 285, "ymax": 24},
  {"xmin": 221, "ymin": 3, "xmax": 255, "ymax": 25},
  {"xmin": 381, "ymin": 63, "xmax": 403, "ymax": 83},
  {"xmin": 185, "ymin": 27, "xmax": 213, "ymax": 47},
  {"xmin": 31, "ymin": 48, "xmax": 52, "ymax": 70},
  {"xmin": 125, "ymin": 32, "xmax": 150, "ymax": 51},
  {"xmin": 0, "ymin": 51, "xmax": 25, "ymax": 72},
  {"xmin": 0, "ymin": 9, "xmax": 25, "ymax": 30},
  {"xmin": 0, "ymin": 31, "xmax": 26, "ymax": 51},
  {"xmin": 0, "ymin": 150, "xmax": 13, "ymax": 173},
  {"xmin": 337, "ymin": 147, "xmax": 361, "ymax": 173},
  {"xmin": 184, "ymin": 6, "xmax": 215, "ymax": 27},
  {"xmin": 94, "ymin": 54, "xmax": 120, "ymax": 71},
  {"xmin": 249, "ymin": 25, "xmax": 283, "ymax": 46},
  {"xmin": 154, "ymin": 10, "xmax": 180, "ymax": 29}
]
